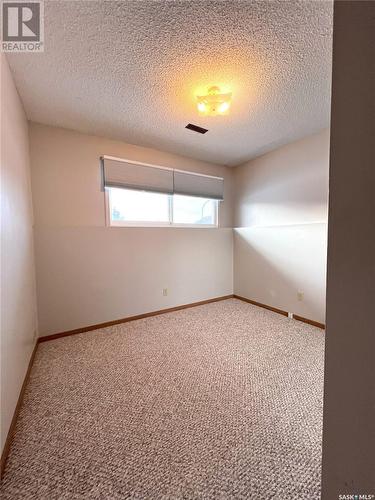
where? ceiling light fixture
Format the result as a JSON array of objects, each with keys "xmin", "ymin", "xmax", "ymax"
[{"xmin": 197, "ymin": 86, "xmax": 232, "ymax": 116}]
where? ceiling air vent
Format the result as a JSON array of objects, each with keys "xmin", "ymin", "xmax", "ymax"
[{"xmin": 185, "ymin": 123, "xmax": 208, "ymax": 134}]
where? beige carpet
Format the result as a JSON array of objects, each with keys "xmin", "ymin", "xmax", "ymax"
[{"xmin": 1, "ymin": 299, "xmax": 325, "ymax": 499}]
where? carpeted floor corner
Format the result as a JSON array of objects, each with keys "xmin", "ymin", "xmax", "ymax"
[{"xmin": 0, "ymin": 299, "xmax": 325, "ymax": 499}]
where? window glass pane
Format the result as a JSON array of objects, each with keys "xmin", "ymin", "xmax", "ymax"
[
  {"xmin": 109, "ymin": 187, "xmax": 170, "ymax": 223},
  {"xmin": 172, "ymin": 195, "xmax": 217, "ymax": 225}
]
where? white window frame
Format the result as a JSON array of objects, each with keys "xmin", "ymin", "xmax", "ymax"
[{"xmin": 105, "ymin": 189, "xmax": 219, "ymax": 228}]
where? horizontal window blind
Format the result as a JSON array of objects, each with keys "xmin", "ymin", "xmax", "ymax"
[
  {"xmin": 101, "ymin": 156, "xmax": 224, "ymax": 200},
  {"xmin": 173, "ymin": 169, "xmax": 224, "ymax": 200},
  {"xmin": 102, "ymin": 157, "xmax": 174, "ymax": 194}
]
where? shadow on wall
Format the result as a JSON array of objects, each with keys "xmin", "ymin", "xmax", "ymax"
[
  {"xmin": 234, "ymin": 130, "xmax": 330, "ymax": 229},
  {"xmin": 233, "ymin": 223, "xmax": 327, "ymax": 324},
  {"xmin": 235, "ymin": 166, "xmax": 328, "ymax": 228},
  {"xmin": 232, "ymin": 130, "xmax": 330, "ymax": 324}
]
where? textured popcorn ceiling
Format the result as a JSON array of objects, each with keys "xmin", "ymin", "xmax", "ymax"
[{"xmin": 7, "ymin": 0, "xmax": 333, "ymax": 166}]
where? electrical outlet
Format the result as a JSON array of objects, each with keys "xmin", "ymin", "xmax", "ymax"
[
  {"xmin": 162, "ymin": 288, "xmax": 168, "ymax": 296},
  {"xmin": 288, "ymin": 312, "xmax": 294, "ymax": 319},
  {"xmin": 297, "ymin": 291, "xmax": 304, "ymax": 301}
]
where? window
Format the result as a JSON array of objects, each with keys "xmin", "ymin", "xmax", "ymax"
[
  {"xmin": 101, "ymin": 156, "xmax": 223, "ymax": 227},
  {"xmin": 107, "ymin": 187, "xmax": 218, "ymax": 227},
  {"xmin": 172, "ymin": 194, "xmax": 217, "ymax": 225}
]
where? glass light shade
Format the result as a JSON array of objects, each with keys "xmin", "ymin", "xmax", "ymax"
[{"xmin": 197, "ymin": 86, "xmax": 232, "ymax": 116}]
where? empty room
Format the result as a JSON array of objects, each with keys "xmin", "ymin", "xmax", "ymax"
[{"xmin": 1, "ymin": 1, "xmax": 374, "ymax": 499}]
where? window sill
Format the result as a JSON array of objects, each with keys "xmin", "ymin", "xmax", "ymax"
[{"xmin": 108, "ymin": 222, "xmax": 219, "ymax": 229}]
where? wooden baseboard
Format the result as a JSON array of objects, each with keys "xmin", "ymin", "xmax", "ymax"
[
  {"xmin": 233, "ymin": 294, "xmax": 325, "ymax": 329},
  {"xmin": 38, "ymin": 295, "xmax": 235, "ymax": 343},
  {"xmin": 233, "ymin": 294, "xmax": 289, "ymax": 317},
  {"xmin": 0, "ymin": 341, "xmax": 38, "ymax": 479},
  {"xmin": 293, "ymin": 314, "xmax": 325, "ymax": 329},
  {"xmin": 38, "ymin": 294, "xmax": 325, "ymax": 344}
]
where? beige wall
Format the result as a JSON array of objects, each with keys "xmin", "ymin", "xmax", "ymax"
[
  {"xmin": 30, "ymin": 123, "xmax": 233, "ymax": 229},
  {"xmin": 233, "ymin": 129, "xmax": 329, "ymax": 323},
  {"xmin": 29, "ymin": 124, "xmax": 233, "ymax": 336},
  {"xmin": 30, "ymin": 123, "xmax": 330, "ymax": 334},
  {"xmin": 0, "ymin": 55, "xmax": 38, "ymax": 452}
]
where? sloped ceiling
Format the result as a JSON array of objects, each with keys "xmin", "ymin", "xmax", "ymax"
[{"xmin": 7, "ymin": 0, "xmax": 333, "ymax": 166}]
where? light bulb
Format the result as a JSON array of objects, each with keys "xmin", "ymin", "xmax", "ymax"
[
  {"xmin": 197, "ymin": 102, "xmax": 207, "ymax": 114},
  {"xmin": 218, "ymin": 102, "xmax": 230, "ymax": 114}
]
